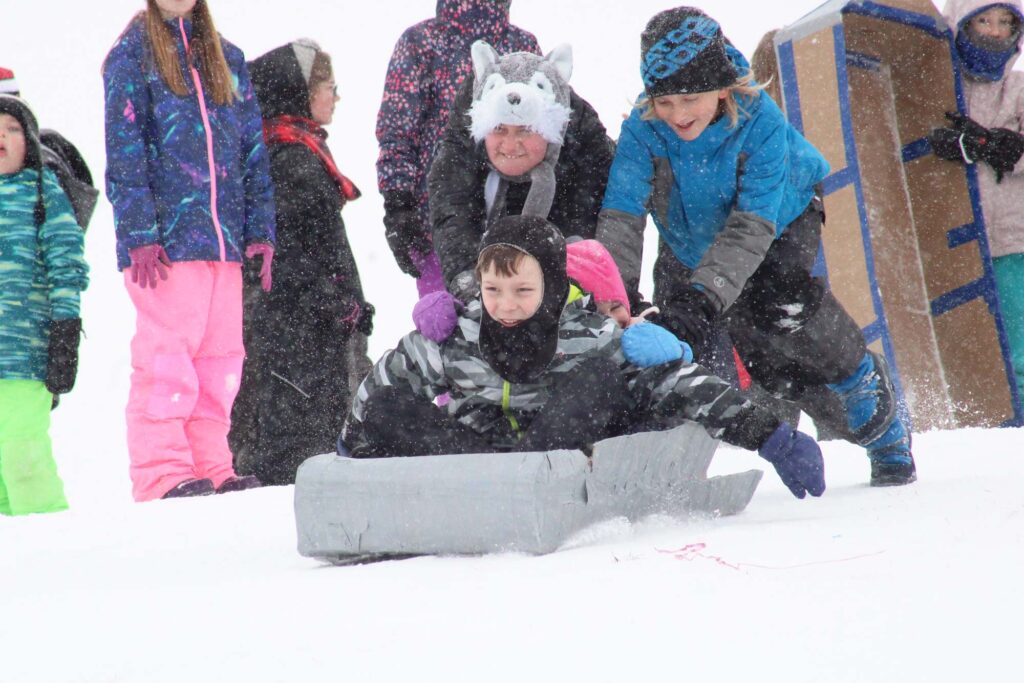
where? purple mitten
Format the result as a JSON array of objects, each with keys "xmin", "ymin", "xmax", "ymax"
[{"xmin": 413, "ymin": 291, "xmax": 462, "ymax": 342}]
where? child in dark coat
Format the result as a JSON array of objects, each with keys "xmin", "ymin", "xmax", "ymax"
[
  {"xmin": 344, "ymin": 215, "xmax": 826, "ymax": 501},
  {"xmin": 230, "ymin": 39, "xmax": 372, "ymax": 485}
]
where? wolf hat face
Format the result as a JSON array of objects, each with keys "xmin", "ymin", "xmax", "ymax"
[{"xmin": 468, "ymin": 41, "xmax": 573, "ymax": 144}]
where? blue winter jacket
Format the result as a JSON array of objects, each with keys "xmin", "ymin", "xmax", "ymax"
[
  {"xmin": 597, "ymin": 51, "xmax": 830, "ymax": 312},
  {"xmin": 0, "ymin": 169, "xmax": 89, "ymax": 382},
  {"xmin": 103, "ymin": 16, "xmax": 275, "ymax": 270}
]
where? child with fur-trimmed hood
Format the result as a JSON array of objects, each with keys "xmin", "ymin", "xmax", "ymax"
[
  {"xmin": 930, "ymin": 0, "xmax": 1024, "ymax": 398},
  {"xmin": 343, "ymin": 215, "xmax": 827, "ymax": 501},
  {"xmin": 428, "ymin": 41, "xmax": 616, "ymax": 304}
]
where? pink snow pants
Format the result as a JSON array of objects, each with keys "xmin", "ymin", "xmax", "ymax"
[{"xmin": 125, "ymin": 262, "xmax": 244, "ymax": 501}]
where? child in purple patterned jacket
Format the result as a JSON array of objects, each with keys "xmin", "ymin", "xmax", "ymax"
[
  {"xmin": 103, "ymin": 0, "xmax": 276, "ymax": 501},
  {"xmin": 375, "ymin": 0, "xmax": 539, "ymax": 297}
]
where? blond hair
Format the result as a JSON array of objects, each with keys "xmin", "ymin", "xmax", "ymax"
[
  {"xmin": 143, "ymin": 0, "xmax": 236, "ymax": 106},
  {"xmin": 638, "ymin": 71, "xmax": 765, "ymax": 128}
]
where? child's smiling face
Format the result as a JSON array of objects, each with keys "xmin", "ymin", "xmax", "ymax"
[
  {"xmin": 652, "ymin": 89, "xmax": 728, "ymax": 141},
  {"xmin": 0, "ymin": 113, "xmax": 27, "ymax": 175},
  {"xmin": 480, "ymin": 254, "xmax": 544, "ymax": 328}
]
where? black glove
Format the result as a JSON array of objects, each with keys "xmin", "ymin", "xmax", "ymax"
[
  {"xmin": 930, "ymin": 112, "xmax": 1024, "ymax": 180},
  {"xmin": 46, "ymin": 318, "xmax": 82, "ymax": 396},
  {"xmin": 383, "ymin": 191, "xmax": 431, "ymax": 278},
  {"xmin": 355, "ymin": 301, "xmax": 375, "ymax": 337},
  {"xmin": 648, "ymin": 286, "xmax": 716, "ymax": 359}
]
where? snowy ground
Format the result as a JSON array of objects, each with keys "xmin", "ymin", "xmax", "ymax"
[{"xmin": 4, "ymin": 1, "xmax": 1024, "ymax": 681}]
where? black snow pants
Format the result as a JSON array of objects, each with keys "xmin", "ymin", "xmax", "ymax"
[
  {"xmin": 350, "ymin": 357, "xmax": 636, "ymax": 457},
  {"xmin": 655, "ymin": 200, "xmax": 864, "ymax": 438}
]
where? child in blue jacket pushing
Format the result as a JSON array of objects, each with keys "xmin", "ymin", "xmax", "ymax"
[{"xmin": 596, "ymin": 7, "xmax": 916, "ymax": 486}]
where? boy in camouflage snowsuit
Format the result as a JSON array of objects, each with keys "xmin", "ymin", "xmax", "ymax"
[{"xmin": 343, "ymin": 215, "xmax": 827, "ymax": 500}]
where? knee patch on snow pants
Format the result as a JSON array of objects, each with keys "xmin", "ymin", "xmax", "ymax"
[{"xmin": 729, "ymin": 202, "xmax": 866, "ymax": 395}]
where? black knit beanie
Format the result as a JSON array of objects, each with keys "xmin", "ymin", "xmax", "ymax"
[
  {"xmin": 641, "ymin": 7, "xmax": 737, "ymax": 97},
  {"xmin": 0, "ymin": 94, "xmax": 45, "ymax": 226}
]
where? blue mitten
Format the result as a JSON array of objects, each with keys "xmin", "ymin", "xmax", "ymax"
[
  {"xmin": 621, "ymin": 322, "xmax": 694, "ymax": 367},
  {"xmin": 413, "ymin": 291, "xmax": 462, "ymax": 343},
  {"xmin": 758, "ymin": 422, "xmax": 826, "ymax": 499}
]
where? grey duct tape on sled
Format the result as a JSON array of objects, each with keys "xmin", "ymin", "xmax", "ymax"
[{"xmin": 294, "ymin": 422, "xmax": 763, "ymax": 560}]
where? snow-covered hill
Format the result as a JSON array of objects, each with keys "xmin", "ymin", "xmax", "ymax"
[{"xmin": 3, "ymin": 2, "xmax": 1023, "ymax": 681}]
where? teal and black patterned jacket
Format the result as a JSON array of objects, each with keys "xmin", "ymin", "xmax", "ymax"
[{"xmin": 0, "ymin": 168, "xmax": 89, "ymax": 382}]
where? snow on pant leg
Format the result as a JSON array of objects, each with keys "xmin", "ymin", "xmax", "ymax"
[
  {"xmin": 993, "ymin": 254, "xmax": 1024, "ymax": 399},
  {"xmin": 519, "ymin": 357, "xmax": 635, "ymax": 452},
  {"xmin": 411, "ymin": 248, "xmax": 446, "ymax": 298},
  {"xmin": 354, "ymin": 386, "xmax": 494, "ymax": 457},
  {"xmin": 124, "ymin": 265, "xmax": 208, "ymax": 501},
  {"xmin": 0, "ymin": 380, "xmax": 68, "ymax": 515},
  {"xmin": 187, "ymin": 263, "xmax": 244, "ymax": 488},
  {"xmin": 728, "ymin": 202, "xmax": 865, "ymax": 392}
]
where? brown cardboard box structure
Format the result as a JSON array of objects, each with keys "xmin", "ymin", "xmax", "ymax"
[{"xmin": 772, "ymin": 0, "xmax": 1022, "ymax": 429}]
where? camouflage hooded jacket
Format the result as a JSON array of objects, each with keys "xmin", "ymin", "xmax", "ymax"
[{"xmin": 345, "ymin": 296, "xmax": 774, "ymax": 452}]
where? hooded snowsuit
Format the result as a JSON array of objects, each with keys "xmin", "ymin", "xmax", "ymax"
[
  {"xmin": 344, "ymin": 217, "xmax": 781, "ymax": 458},
  {"xmin": 103, "ymin": 14, "xmax": 276, "ymax": 501},
  {"xmin": 229, "ymin": 42, "xmax": 371, "ymax": 485},
  {"xmin": 375, "ymin": 0, "xmax": 540, "ymax": 294},
  {"xmin": 944, "ymin": 0, "xmax": 1024, "ymax": 395}
]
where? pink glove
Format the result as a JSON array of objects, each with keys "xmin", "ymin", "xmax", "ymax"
[
  {"xmin": 128, "ymin": 244, "xmax": 172, "ymax": 289},
  {"xmin": 245, "ymin": 243, "xmax": 274, "ymax": 292}
]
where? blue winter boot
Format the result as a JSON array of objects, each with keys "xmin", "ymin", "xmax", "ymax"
[
  {"xmin": 864, "ymin": 415, "xmax": 917, "ymax": 487},
  {"xmin": 828, "ymin": 352, "xmax": 916, "ymax": 486}
]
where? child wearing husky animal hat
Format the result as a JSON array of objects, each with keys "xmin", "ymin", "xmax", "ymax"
[
  {"xmin": 930, "ymin": 0, "xmax": 1024, "ymax": 400},
  {"xmin": 427, "ymin": 41, "xmax": 615, "ymax": 309},
  {"xmin": 596, "ymin": 7, "xmax": 916, "ymax": 487},
  {"xmin": 342, "ymin": 215, "xmax": 826, "ymax": 501},
  {"xmin": 376, "ymin": 1, "xmax": 539, "ymax": 297},
  {"xmin": 0, "ymin": 95, "xmax": 89, "ymax": 515}
]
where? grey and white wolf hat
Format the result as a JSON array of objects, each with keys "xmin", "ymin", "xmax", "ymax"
[{"xmin": 468, "ymin": 41, "xmax": 573, "ymax": 145}]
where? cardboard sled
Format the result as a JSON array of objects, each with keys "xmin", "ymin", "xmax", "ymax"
[
  {"xmin": 771, "ymin": 0, "xmax": 1022, "ymax": 429},
  {"xmin": 294, "ymin": 422, "xmax": 763, "ymax": 561}
]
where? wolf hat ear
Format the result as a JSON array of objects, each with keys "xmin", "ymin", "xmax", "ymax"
[
  {"xmin": 544, "ymin": 44, "xmax": 573, "ymax": 84},
  {"xmin": 471, "ymin": 40, "xmax": 500, "ymax": 84}
]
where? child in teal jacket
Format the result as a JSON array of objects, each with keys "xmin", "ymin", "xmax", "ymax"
[{"xmin": 0, "ymin": 95, "xmax": 89, "ymax": 515}]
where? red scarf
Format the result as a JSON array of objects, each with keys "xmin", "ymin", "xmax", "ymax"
[{"xmin": 263, "ymin": 115, "xmax": 361, "ymax": 204}]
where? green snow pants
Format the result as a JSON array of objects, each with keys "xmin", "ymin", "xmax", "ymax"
[
  {"xmin": 993, "ymin": 254, "xmax": 1024, "ymax": 399},
  {"xmin": 0, "ymin": 380, "xmax": 68, "ymax": 515}
]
